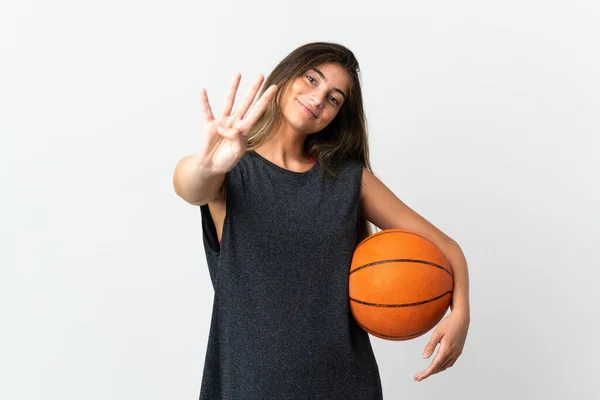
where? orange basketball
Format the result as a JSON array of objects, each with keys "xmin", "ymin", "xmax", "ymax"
[{"xmin": 349, "ymin": 229, "xmax": 453, "ymax": 341}]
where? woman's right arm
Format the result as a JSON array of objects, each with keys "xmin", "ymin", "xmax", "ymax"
[
  {"xmin": 173, "ymin": 153, "xmax": 225, "ymax": 206},
  {"xmin": 172, "ymin": 73, "xmax": 277, "ymax": 206}
]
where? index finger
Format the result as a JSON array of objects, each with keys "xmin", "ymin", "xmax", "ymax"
[
  {"xmin": 414, "ymin": 348, "xmax": 449, "ymax": 382},
  {"xmin": 233, "ymin": 74, "xmax": 265, "ymax": 119},
  {"xmin": 240, "ymin": 84, "xmax": 278, "ymax": 130}
]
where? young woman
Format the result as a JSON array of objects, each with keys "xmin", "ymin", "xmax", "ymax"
[{"xmin": 173, "ymin": 42, "xmax": 470, "ymax": 399}]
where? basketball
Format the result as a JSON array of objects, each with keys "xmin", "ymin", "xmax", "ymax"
[{"xmin": 349, "ymin": 229, "xmax": 454, "ymax": 341}]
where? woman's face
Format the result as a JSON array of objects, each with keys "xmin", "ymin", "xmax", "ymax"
[{"xmin": 280, "ymin": 62, "xmax": 351, "ymax": 135}]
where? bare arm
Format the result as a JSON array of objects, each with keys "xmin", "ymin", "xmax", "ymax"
[
  {"xmin": 172, "ymin": 73, "xmax": 276, "ymax": 206},
  {"xmin": 359, "ymin": 167, "xmax": 470, "ymax": 382},
  {"xmin": 173, "ymin": 153, "xmax": 225, "ymax": 206}
]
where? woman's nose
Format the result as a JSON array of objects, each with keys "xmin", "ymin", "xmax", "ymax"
[{"xmin": 309, "ymin": 92, "xmax": 325, "ymax": 108}]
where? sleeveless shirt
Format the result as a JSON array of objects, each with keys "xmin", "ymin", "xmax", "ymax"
[{"xmin": 198, "ymin": 150, "xmax": 383, "ymax": 399}]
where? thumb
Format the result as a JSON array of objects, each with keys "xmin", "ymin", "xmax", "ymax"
[
  {"xmin": 217, "ymin": 126, "xmax": 241, "ymax": 140},
  {"xmin": 422, "ymin": 330, "xmax": 443, "ymax": 359}
]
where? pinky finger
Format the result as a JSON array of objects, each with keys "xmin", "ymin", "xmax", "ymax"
[{"xmin": 200, "ymin": 88, "xmax": 215, "ymax": 122}]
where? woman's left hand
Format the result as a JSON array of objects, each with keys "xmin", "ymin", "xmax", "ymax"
[{"xmin": 414, "ymin": 310, "xmax": 470, "ymax": 382}]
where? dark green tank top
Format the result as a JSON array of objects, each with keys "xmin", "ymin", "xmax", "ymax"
[{"xmin": 198, "ymin": 150, "xmax": 382, "ymax": 399}]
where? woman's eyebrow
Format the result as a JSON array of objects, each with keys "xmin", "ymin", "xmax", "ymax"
[{"xmin": 310, "ymin": 67, "xmax": 347, "ymax": 98}]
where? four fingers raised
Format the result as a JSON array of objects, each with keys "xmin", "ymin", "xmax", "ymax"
[{"xmin": 201, "ymin": 73, "xmax": 279, "ymax": 137}]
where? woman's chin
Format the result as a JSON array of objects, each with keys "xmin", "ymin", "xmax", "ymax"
[{"xmin": 280, "ymin": 115, "xmax": 314, "ymax": 135}]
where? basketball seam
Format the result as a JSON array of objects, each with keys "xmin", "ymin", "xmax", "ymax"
[
  {"xmin": 354, "ymin": 230, "xmax": 452, "ymax": 271},
  {"xmin": 349, "ymin": 258, "xmax": 453, "ymax": 278},
  {"xmin": 349, "ymin": 291, "xmax": 452, "ymax": 308}
]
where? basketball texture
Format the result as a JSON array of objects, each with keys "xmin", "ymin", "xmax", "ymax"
[{"xmin": 349, "ymin": 229, "xmax": 453, "ymax": 341}]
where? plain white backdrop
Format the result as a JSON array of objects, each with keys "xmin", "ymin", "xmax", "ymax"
[{"xmin": 1, "ymin": 0, "xmax": 599, "ymax": 399}]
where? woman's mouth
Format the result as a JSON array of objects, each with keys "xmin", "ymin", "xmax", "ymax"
[{"xmin": 297, "ymin": 99, "xmax": 317, "ymax": 119}]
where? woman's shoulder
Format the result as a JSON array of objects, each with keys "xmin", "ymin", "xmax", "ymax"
[
  {"xmin": 337, "ymin": 156, "xmax": 365, "ymax": 175},
  {"xmin": 317, "ymin": 156, "xmax": 364, "ymax": 186}
]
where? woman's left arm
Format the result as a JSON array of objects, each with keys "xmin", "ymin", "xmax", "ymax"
[{"xmin": 360, "ymin": 168, "xmax": 470, "ymax": 382}]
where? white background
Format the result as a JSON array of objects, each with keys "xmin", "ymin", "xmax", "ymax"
[{"xmin": 1, "ymin": 0, "xmax": 599, "ymax": 399}]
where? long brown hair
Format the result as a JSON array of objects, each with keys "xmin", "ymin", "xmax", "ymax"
[{"xmin": 247, "ymin": 41, "xmax": 376, "ymax": 242}]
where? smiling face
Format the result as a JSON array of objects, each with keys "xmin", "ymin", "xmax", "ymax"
[{"xmin": 279, "ymin": 62, "xmax": 351, "ymax": 135}]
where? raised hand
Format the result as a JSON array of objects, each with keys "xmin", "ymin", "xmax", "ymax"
[{"xmin": 198, "ymin": 73, "xmax": 278, "ymax": 174}]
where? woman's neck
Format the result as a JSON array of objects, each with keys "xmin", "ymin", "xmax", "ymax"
[{"xmin": 254, "ymin": 134, "xmax": 313, "ymax": 170}]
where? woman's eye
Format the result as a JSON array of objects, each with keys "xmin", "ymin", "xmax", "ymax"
[
  {"xmin": 306, "ymin": 76, "xmax": 316, "ymax": 84},
  {"xmin": 329, "ymin": 96, "xmax": 339, "ymax": 105}
]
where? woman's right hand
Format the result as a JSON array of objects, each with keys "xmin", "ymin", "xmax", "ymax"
[{"xmin": 198, "ymin": 73, "xmax": 278, "ymax": 174}]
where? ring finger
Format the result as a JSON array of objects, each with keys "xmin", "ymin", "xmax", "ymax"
[{"xmin": 221, "ymin": 72, "xmax": 242, "ymax": 117}]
